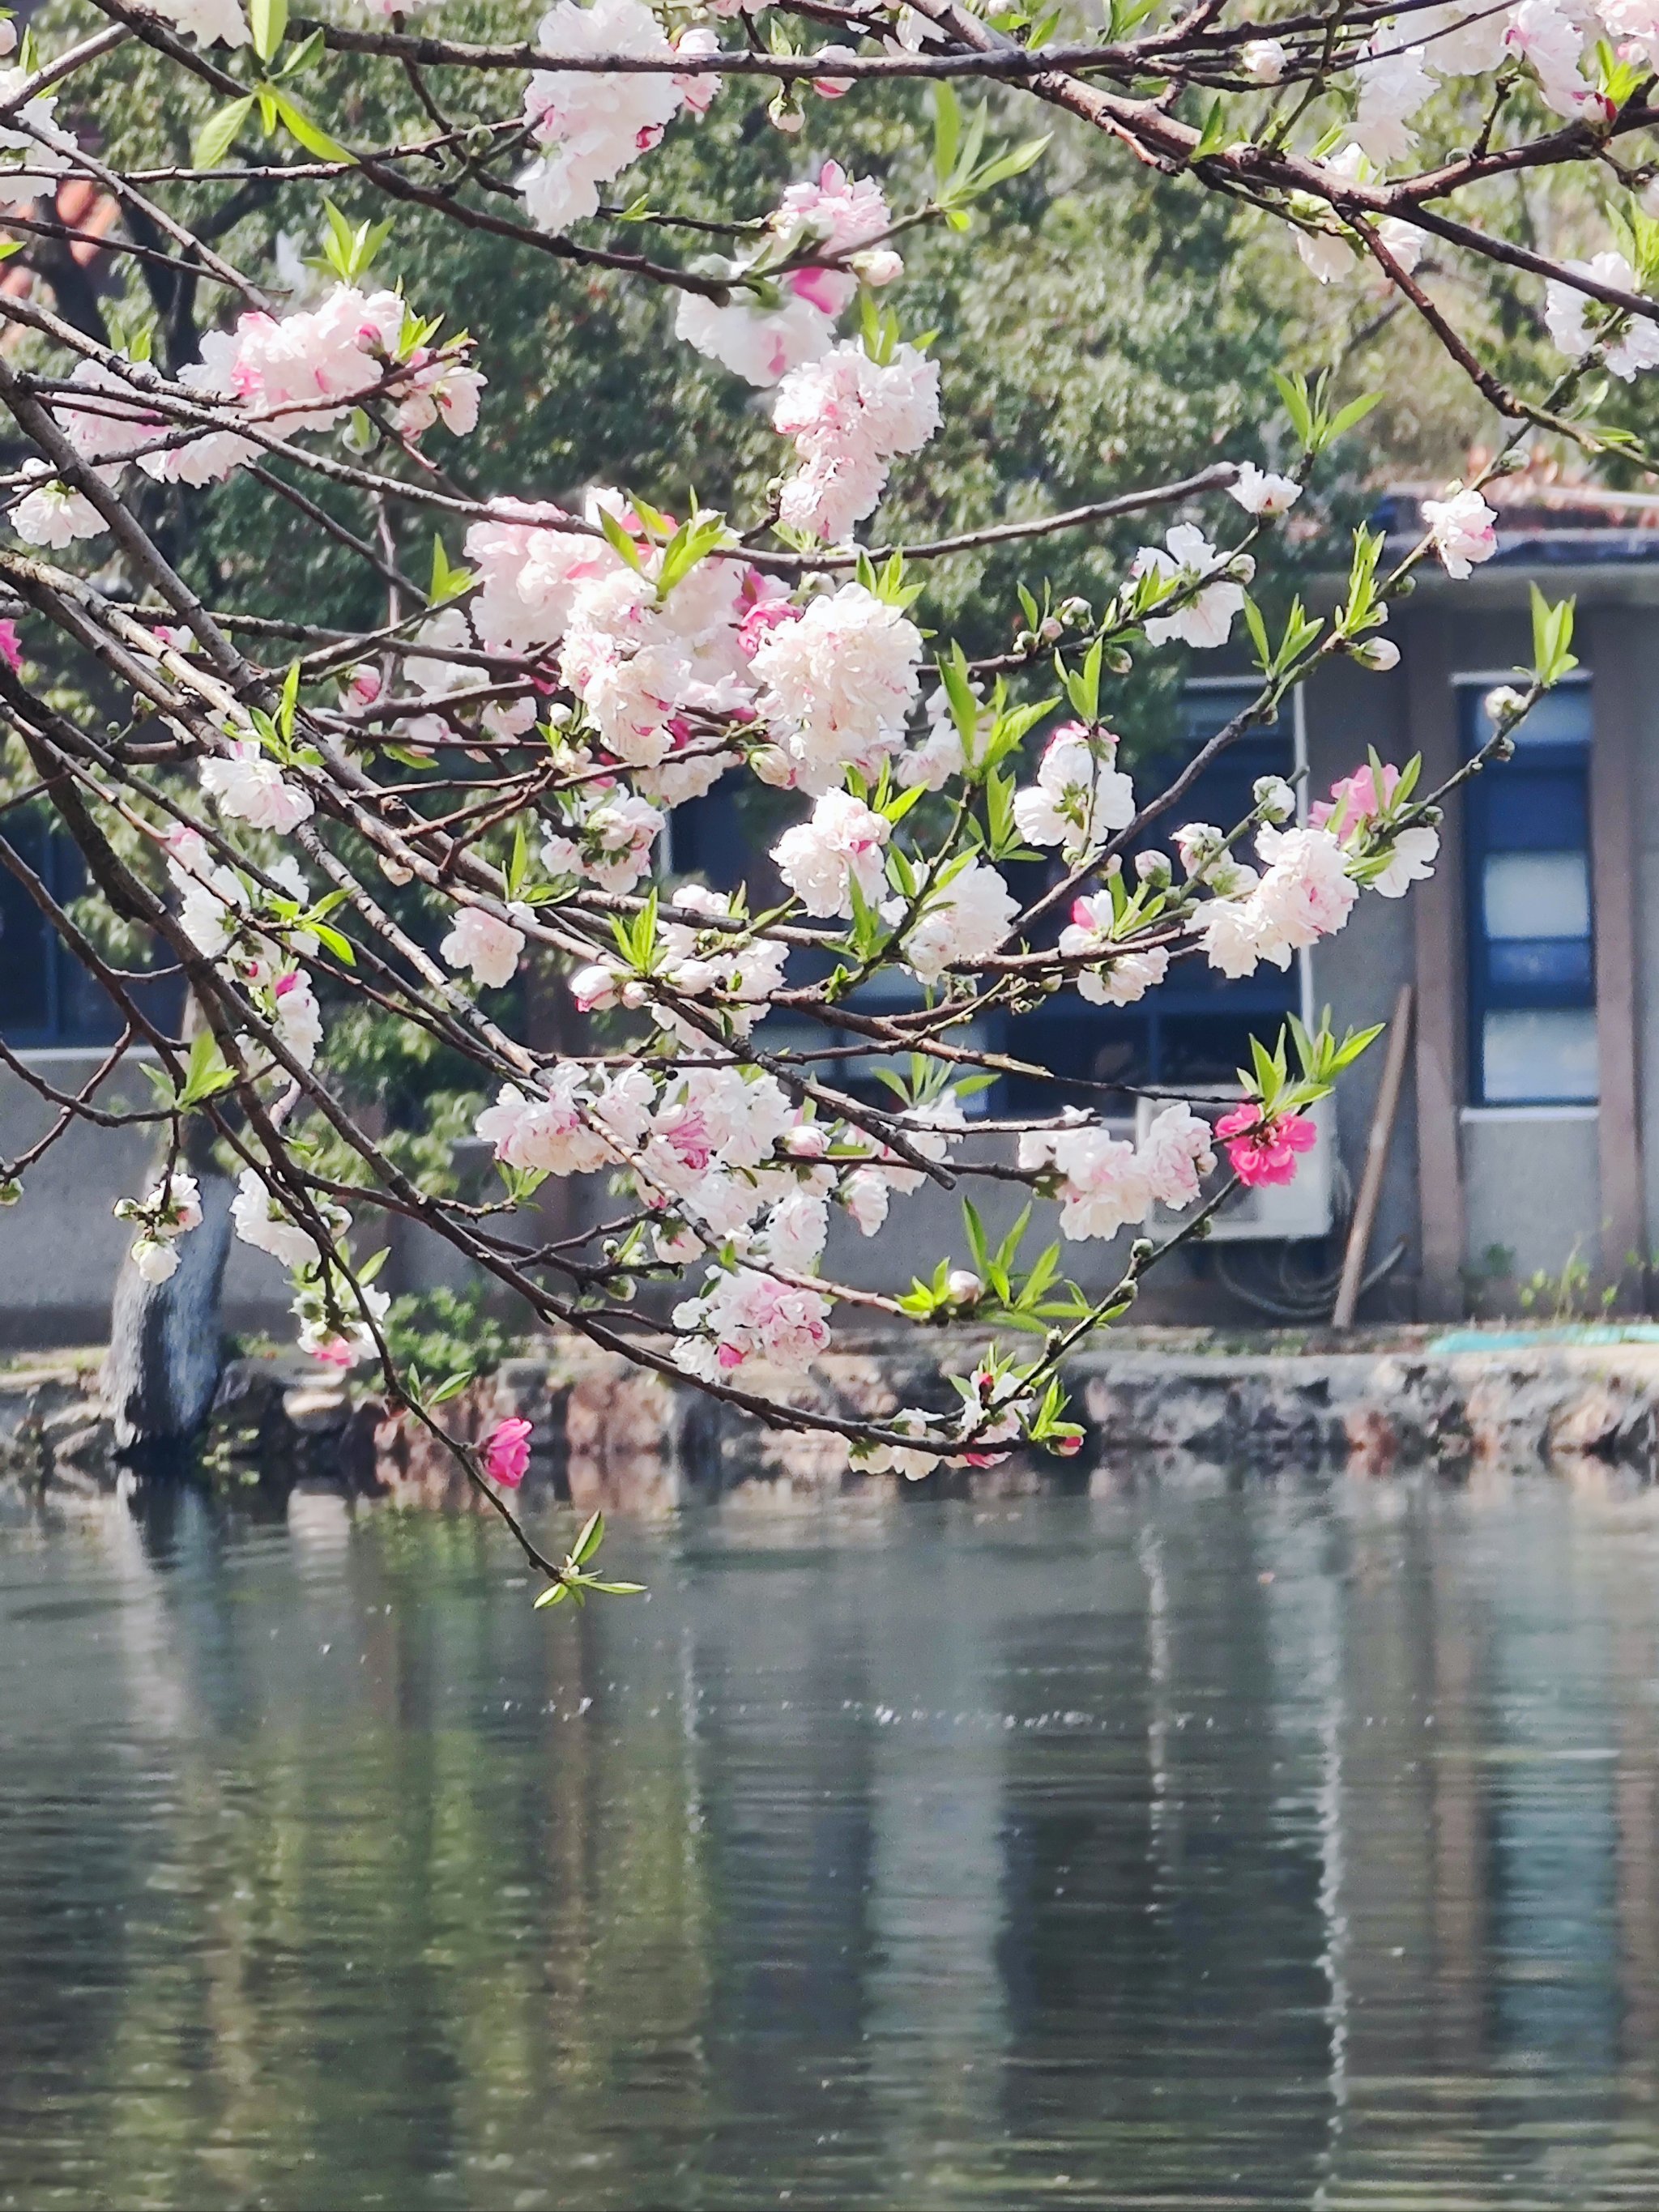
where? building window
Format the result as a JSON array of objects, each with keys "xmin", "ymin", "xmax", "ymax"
[
  {"xmin": 999, "ymin": 680, "xmax": 1301, "ymax": 1109},
  {"xmin": 0, "ymin": 818, "xmax": 127, "ymax": 1048},
  {"xmin": 1460, "ymin": 676, "xmax": 1597, "ymax": 1106}
]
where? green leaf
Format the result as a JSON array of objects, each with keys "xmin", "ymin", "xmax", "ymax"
[
  {"xmin": 572, "ymin": 1508, "xmax": 605, "ymax": 1565},
  {"xmin": 596, "ymin": 504, "xmax": 645, "ymax": 573},
  {"xmin": 933, "ymin": 81, "xmax": 962, "ymax": 188},
  {"xmin": 1325, "ymin": 390, "xmax": 1382, "ymax": 444},
  {"xmin": 1529, "ymin": 583, "xmax": 1578, "ymax": 684},
  {"xmin": 1192, "ymin": 97, "xmax": 1227, "ymax": 161},
  {"xmin": 506, "ymin": 819, "xmax": 528, "ymax": 901},
  {"xmin": 532, "ymin": 1583, "xmax": 569, "ymax": 1609},
  {"xmin": 178, "ymin": 1029, "xmax": 236, "ymax": 1107},
  {"xmin": 962, "ymin": 1198, "xmax": 990, "ymax": 1275},
  {"xmin": 193, "ymin": 95, "xmax": 254, "ymax": 170},
  {"xmin": 250, "ymin": 0, "xmax": 287, "ymax": 65},
  {"xmin": 965, "ymin": 135, "xmax": 1051, "ymax": 195},
  {"xmin": 271, "ymin": 88, "xmax": 352, "ymax": 164},
  {"xmin": 1242, "ymin": 596, "xmax": 1271, "ymax": 672},
  {"xmin": 277, "ymin": 657, "xmax": 301, "ymax": 740},
  {"xmin": 278, "ymin": 24, "xmax": 325, "ymax": 74},
  {"xmin": 429, "ymin": 533, "xmax": 474, "ymax": 607},
  {"xmin": 1272, "ymin": 369, "xmax": 1314, "ymax": 449},
  {"xmin": 309, "ymin": 920, "xmax": 356, "ymax": 966}
]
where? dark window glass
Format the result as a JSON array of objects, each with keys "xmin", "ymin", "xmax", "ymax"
[
  {"xmin": 0, "ymin": 817, "xmax": 136, "ymax": 1047},
  {"xmin": 1461, "ymin": 678, "xmax": 1596, "ymax": 1106}
]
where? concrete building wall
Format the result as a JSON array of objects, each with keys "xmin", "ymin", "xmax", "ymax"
[
  {"xmin": 1303, "ymin": 654, "xmax": 1418, "ymax": 1318},
  {"xmin": 1623, "ymin": 613, "xmax": 1659, "ymax": 1267},
  {"xmin": 0, "ymin": 1049, "xmax": 293, "ymax": 1350}
]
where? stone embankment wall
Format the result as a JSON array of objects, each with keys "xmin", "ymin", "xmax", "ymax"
[{"xmin": 7, "ymin": 1328, "xmax": 1659, "ymax": 1509}]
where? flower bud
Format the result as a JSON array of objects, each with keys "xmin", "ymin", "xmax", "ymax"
[
  {"xmin": 620, "ymin": 978, "xmax": 650, "ymax": 1009},
  {"xmin": 1039, "ymin": 616, "xmax": 1064, "ymax": 642},
  {"xmin": 849, "ymin": 246, "xmax": 902, "ymax": 288},
  {"xmin": 1350, "ymin": 637, "xmax": 1401, "ymax": 671},
  {"xmin": 767, "ymin": 88, "xmax": 804, "ymax": 131},
  {"xmin": 1060, "ymin": 596, "xmax": 1091, "ymax": 623},
  {"xmin": 1253, "ymin": 774, "xmax": 1297, "ymax": 823},
  {"xmin": 1228, "ymin": 553, "xmax": 1256, "ymax": 585},
  {"xmin": 1241, "ymin": 36, "xmax": 1286, "ymax": 80},
  {"xmin": 0, "ymin": 1177, "xmax": 18, "ymax": 1205},
  {"xmin": 1483, "ymin": 684, "xmax": 1528, "ymax": 728},
  {"xmin": 946, "ymin": 1268, "xmax": 983, "ymax": 1306},
  {"xmin": 784, "ymin": 1123, "xmax": 830, "ymax": 1159},
  {"xmin": 749, "ymin": 744, "xmax": 795, "ymax": 788},
  {"xmin": 1135, "ymin": 850, "xmax": 1172, "ymax": 888}
]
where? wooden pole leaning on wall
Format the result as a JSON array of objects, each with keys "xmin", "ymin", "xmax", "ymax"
[{"xmin": 1332, "ymin": 984, "xmax": 1416, "ymax": 1332}]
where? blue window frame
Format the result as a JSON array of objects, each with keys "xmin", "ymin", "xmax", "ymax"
[
  {"xmin": 1460, "ymin": 677, "xmax": 1597, "ymax": 1106},
  {"xmin": 998, "ymin": 681, "xmax": 1300, "ymax": 1108}
]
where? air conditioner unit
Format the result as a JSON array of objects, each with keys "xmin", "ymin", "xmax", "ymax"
[{"xmin": 1134, "ymin": 1091, "xmax": 1335, "ymax": 1243}]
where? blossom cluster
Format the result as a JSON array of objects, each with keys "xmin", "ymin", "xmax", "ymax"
[
  {"xmin": 14, "ymin": 283, "xmax": 481, "ymax": 547},
  {"xmin": 1018, "ymin": 1104, "xmax": 1217, "ymax": 1244}
]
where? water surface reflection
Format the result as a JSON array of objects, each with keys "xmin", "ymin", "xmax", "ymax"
[{"xmin": 4, "ymin": 1475, "xmax": 1659, "ymax": 2208}]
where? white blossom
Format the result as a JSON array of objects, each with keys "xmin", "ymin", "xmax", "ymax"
[
  {"xmin": 1134, "ymin": 524, "xmax": 1246, "ymax": 649},
  {"xmin": 441, "ymin": 905, "xmax": 526, "ymax": 989},
  {"xmin": 1422, "ymin": 485, "xmax": 1497, "ymax": 578},
  {"xmin": 201, "ymin": 740, "xmax": 315, "ymax": 833}
]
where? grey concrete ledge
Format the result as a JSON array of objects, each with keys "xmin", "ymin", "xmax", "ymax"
[{"xmin": 7, "ymin": 1326, "xmax": 1659, "ymax": 1513}]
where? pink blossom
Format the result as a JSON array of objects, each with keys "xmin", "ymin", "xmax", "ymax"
[
  {"xmin": 1252, "ymin": 824, "xmax": 1360, "ymax": 948},
  {"xmin": 672, "ymin": 25, "xmax": 721, "ymax": 113},
  {"xmin": 1422, "ymin": 486, "xmax": 1497, "ymax": 578},
  {"xmin": 672, "ymin": 1267, "xmax": 832, "ymax": 1379},
  {"xmin": 441, "ymin": 905, "xmax": 526, "ymax": 990},
  {"xmin": 772, "ymin": 340, "xmax": 940, "ymax": 541},
  {"xmin": 653, "ymin": 1103, "xmax": 715, "ymax": 1174},
  {"xmin": 1311, "ymin": 761, "xmax": 1400, "ymax": 830},
  {"xmin": 773, "ymin": 160, "xmax": 891, "ymax": 262},
  {"xmin": 1138, "ymin": 1103, "xmax": 1217, "ymax": 1210},
  {"xmin": 772, "ymin": 787, "xmax": 892, "ymax": 916},
  {"xmin": 0, "ymin": 619, "xmax": 21, "ymax": 672},
  {"xmin": 811, "ymin": 44, "xmax": 859, "ymax": 95},
  {"xmin": 482, "ymin": 1416, "xmax": 533, "ymax": 1487},
  {"xmin": 1215, "ymin": 1105, "xmax": 1319, "ymax": 1187},
  {"xmin": 309, "ymin": 1337, "xmax": 356, "ymax": 1370},
  {"xmin": 569, "ymin": 962, "xmax": 623, "ymax": 1013}
]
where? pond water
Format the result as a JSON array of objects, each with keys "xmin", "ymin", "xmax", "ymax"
[{"xmin": 5, "ymin": 1473, "xmax": 1659, "ymax": 2210}]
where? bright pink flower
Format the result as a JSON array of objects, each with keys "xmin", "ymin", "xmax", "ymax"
[
  {"xmin": 309, "ymin": 1337, "xmax": 356, "ymax": 1370},
  {"xmin": 1215, "ymin": 1105, "xmax": 1318, "ymax": 1187},
  {"xmin": 737, "ymin": 595, "xmax": 802, "ymax": 660},
  {"xmin": 1311, "ymin": 761, "xmax": 1399, "ymax": 831},
  {"xmin": 787, "ymin": 265, "xmax": 849, "ymax": 314},
  {"xmin": 482, "ymin": 1417, "xmax": 533, "ymax": 1487},
  {"xmin": 0, "ymin": 620, "xmax": 21, "ymax": 673}
]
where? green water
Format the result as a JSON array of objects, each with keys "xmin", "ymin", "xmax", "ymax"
[{"xmin": 5, "ymin": 1473, "xmax": 1659, "ymax": 2209}]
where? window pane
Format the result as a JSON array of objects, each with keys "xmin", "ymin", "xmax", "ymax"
[
  {"xmin": 1482, "ymin": 1008, "xmax": 1599, "ymax": 1104},
  {"xmin": 1482, "ymin": 850, "xmax": 1590, "ymax": 941},
  {"xmin": 1489, "ymin": 940, "xmax": 1593, "ymax": 991},
  {"xmin": 1468, "ymin": 683, "xmax": 1591, "ymax": 749},
  {"xmin": 1485, "ymin": 774, "xmax": 1588, "ymax": 850}
]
